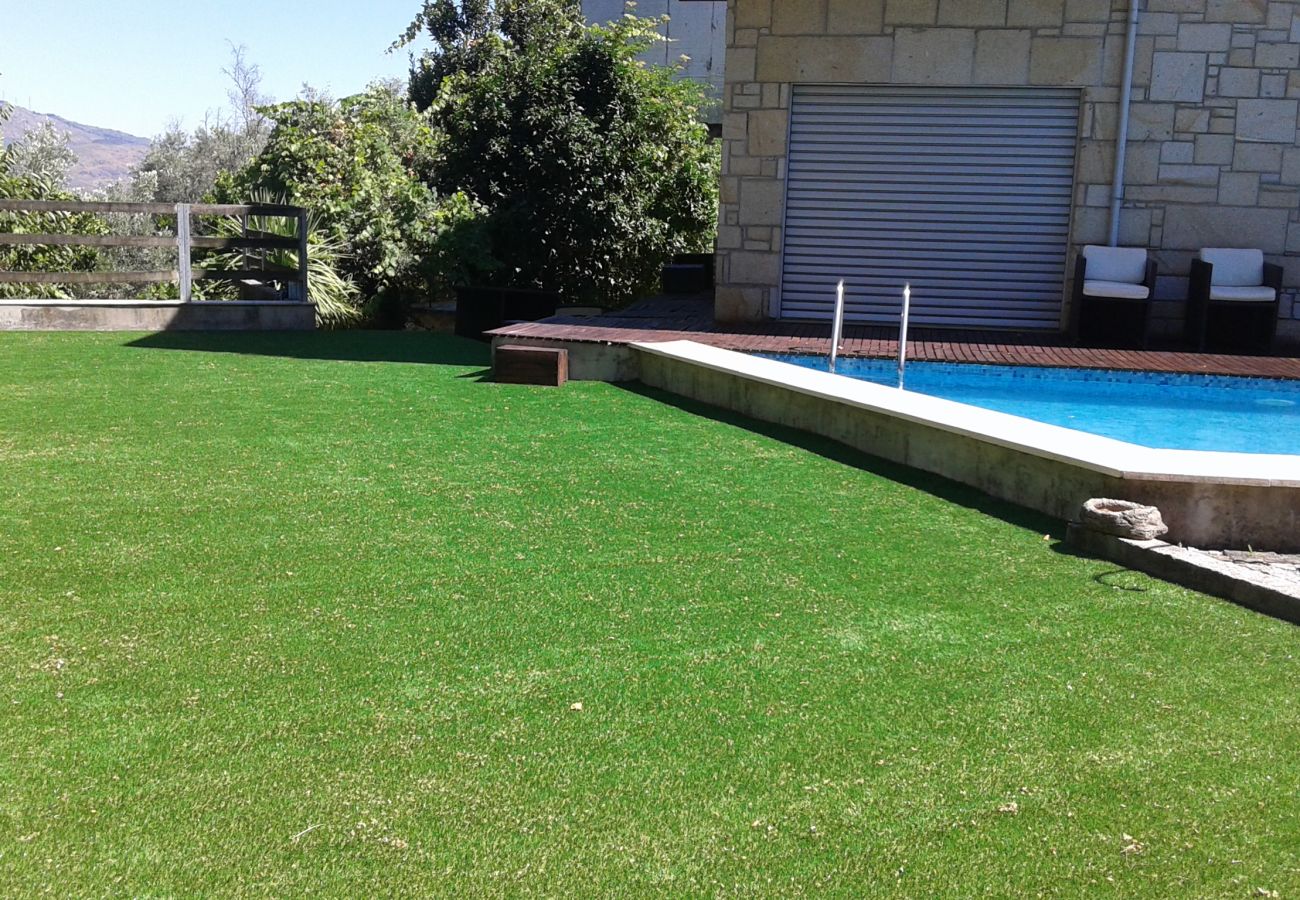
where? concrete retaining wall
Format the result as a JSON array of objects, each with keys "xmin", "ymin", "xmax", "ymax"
[
  {"xmin": 0, "ymin": 301, "xmax": 316, "ymax": 331},
  {"xmin": 632, "ymin": 340, "xmax": 1300, "ymax": 551}
]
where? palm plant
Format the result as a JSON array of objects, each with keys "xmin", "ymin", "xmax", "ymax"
[{"xmin": 207, "ymin": 190, "xmax": 363, "ymax": 327}]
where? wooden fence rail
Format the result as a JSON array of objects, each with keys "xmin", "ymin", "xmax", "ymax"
[
  {"xmin": 0, "ymin": 201, "xmax": 309, "ymax": 304},
  {"xmin": 0, "ymin": 200, "xmax": 302, "ymax": 216}
]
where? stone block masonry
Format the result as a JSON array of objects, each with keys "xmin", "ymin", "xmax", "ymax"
[{"xmin": 717, "ymin": 0, "xmax": 1300, "ymax": 336}]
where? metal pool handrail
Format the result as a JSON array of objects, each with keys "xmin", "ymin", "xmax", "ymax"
[
  {"xmin": 829, "ymin": 279, "xmax": 846, "ymax": 372},
  {"xmin": 897, "ymin": 283, "xmax": 912, "ymax": 389}
]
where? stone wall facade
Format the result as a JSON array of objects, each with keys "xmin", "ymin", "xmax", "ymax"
[{"xmin": 716, "ymin": 0, "xmax": 1300, "ymax": 341}]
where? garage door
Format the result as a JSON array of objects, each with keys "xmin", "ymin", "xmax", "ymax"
[{"xmin": 779, "ymin": 85, "xmax": 1080, "ymax": 329}]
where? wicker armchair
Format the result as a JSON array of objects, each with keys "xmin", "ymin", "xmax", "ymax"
[
  {"xmin": 1184, "ymin": 248, "xmax": 1282, "ymax": 353},
  {"xmin": 1071, "ymin": 245, "xmax": 1158, "ymax": 349}
]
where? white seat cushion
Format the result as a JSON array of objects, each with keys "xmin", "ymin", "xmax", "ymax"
[
  {"xmin": 1082, "ymin": 245, "xmax": 1148, "ymax": 284},
  {"xmin": 1084, "ymin": 279, "xmax": 1150, "ymax": 300},
  {"xmin": 1209, "ymin": 284, "xmax": 1277, "ymax": 302},
  {"xmin": 1200, "ymin": 248, "xmax": 1264, "ymax": 286}
]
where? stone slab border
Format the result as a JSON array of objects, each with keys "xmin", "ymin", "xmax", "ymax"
[{"xmin": 1067, "ymin": 525, "xmax": 1300, "ymax": 626}]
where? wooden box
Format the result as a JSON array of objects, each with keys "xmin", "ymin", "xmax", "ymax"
[{"xmin": 493, "ymin": 344, "xmax": 569, "ymax": 387}]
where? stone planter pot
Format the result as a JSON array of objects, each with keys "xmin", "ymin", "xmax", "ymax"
[{"xmin": 1079, "ymin": 498, "xmax": 1169, "ymax": 541}]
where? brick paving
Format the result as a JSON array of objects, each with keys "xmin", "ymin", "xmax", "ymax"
[{"xmin": 489, "ymin": 293, "xmax": 1300, "ymax": 379}]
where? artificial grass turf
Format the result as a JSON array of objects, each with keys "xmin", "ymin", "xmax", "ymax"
[{"xmin": 0, "ymin": 331, "xmax": 1296, "ymax": 897}]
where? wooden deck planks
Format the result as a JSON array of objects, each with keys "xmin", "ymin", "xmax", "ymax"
[{"xmin": 486, "ymin": 294, "xmax": 1300, "ymax": 380}]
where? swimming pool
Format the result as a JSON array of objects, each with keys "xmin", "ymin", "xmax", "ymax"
[{"xmin": 758, "ymin": 355, "xmax": 1300, "ymax": 455}]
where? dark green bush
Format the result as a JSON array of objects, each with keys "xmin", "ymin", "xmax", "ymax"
[{"xmin": 405, "ymin": 3, "xmax": 719, "ymax": 305}]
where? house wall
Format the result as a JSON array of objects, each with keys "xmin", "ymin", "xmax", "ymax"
[
  {"xmin": 717, "ymin": 0, "xmax": 1300, "ymax": 341},
  {"xmin": 582, "ymin": 0, "xmax": 727, "ymax": 122}
]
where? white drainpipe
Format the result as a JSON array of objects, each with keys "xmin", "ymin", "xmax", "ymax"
[{"xmin": 1109, "ymin": 0, "xmax": 1142, "ymax": 246}]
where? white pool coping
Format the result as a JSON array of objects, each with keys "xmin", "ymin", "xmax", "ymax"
[{"xmin": 631, "ymin": 340, "xmax": 1300, "ymax": 489}]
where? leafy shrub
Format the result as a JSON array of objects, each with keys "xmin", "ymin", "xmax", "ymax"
[
  {"xmin": 218, "ymin": 84, "xmax": 453, "ymax": 309},
  {"xmin": 404, "ymin": 3, "xmax": 719, "ymax": 304}
]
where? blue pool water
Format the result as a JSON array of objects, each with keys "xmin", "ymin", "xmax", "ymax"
[{"xmin": 758, "ymin": 354, "xmax": 1300, "ymax": 455}]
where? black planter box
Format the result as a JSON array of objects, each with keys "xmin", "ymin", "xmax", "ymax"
[
  {"xmin": 454, "ymin": 286, "xmax": 562, "ymax": 340},
  {"xmin": 673, "ymin": 253, "xmax": 715, "ymax": 289},
  {"xmin": 661, "ymin": 253, "xmax": 716, "ymax": 294}
]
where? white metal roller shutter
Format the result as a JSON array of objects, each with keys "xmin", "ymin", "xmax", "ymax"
[{"xmin": 779, "ymin": 85, "xmax": 1080, "ymax": 329}]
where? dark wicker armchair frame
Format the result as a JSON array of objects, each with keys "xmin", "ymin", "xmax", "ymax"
[
  {"xmin": 1071, "ymin": 254, "xmax": 1158, "ymax": 349},
  {"xmin": 1184, "ymin": 258, "xmax": 1283, "ymax": 353}
]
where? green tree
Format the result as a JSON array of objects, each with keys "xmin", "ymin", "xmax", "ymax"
[
  {"xmin": 130, "ymin": 44, "xmax": 271, "ymax": 203},
  {"xmin": 397, "ymin": 0, "xmax": 584, "ymax": 111},
  {"xmin": 402, "ymin": 8, "xmax": 719, "ymax": 304}
]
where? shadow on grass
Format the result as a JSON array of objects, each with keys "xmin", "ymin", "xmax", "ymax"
[
  {"xmin": 1091, "ymin": 568, "xmax": 1151, "ymax": 591},
  {"xmin": 126, "ymin": 331, "xmax": 490, "ymax": 367},
  {"xmin": 617, "ymin": 382, "xmax": 1064, "ymax": 538}
]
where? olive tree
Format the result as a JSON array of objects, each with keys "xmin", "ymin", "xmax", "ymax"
[
  {"xmin": 0, "ymin": 108, "xmax": 106, "ymax": 298},
  {"xmin": 130, "ymin": 44, "xmax": 271, "ymax": 203},
  {"xmin": 1, "ymin": 121, "xmax": 77, "ymax": 185}
]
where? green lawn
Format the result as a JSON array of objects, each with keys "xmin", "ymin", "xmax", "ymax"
[{"xmin": 0, "ymin": 331, "xmax": 1296, "ymax": 897}]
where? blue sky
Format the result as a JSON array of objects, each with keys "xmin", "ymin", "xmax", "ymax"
[{"xmin": 0, "ymin": 0, "xmax": 429, "ymax": 137}]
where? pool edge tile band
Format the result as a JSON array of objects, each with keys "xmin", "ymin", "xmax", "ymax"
[{"xmin": 757, "ymin": 352, "xmax": 1300, "ymax": 455}]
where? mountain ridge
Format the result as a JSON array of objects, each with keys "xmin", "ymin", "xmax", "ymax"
[{"xmin": 1, "ymin": 103, "xmax": 150, "ymax": 191}]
